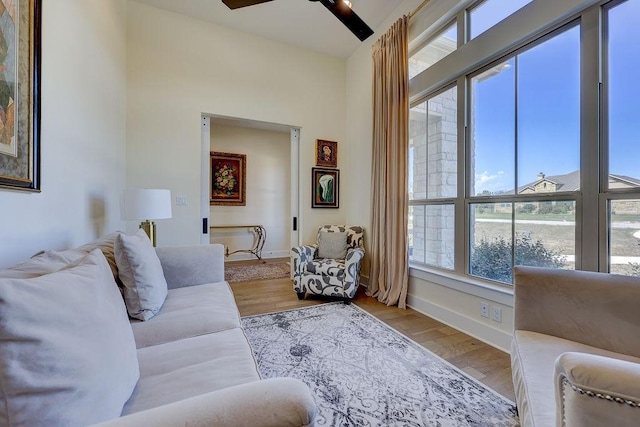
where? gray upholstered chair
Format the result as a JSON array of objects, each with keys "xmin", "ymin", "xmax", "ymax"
[{"xmin": 291, "ymin": 225, "xmax": 364, "ymax": 303}]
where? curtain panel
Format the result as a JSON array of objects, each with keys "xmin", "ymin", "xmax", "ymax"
[{"xmin": 368, "ymin": 16, "xmax": 409, "ymax": 308}]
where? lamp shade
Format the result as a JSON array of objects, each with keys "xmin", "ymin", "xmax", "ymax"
[{"xmin": 122, "ymin": 189, "xmax": 172, "ymax": 221}]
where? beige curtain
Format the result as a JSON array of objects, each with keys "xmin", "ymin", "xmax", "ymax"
[{"xmin": 367, "ymin": 16, "xmax": 409, "ymax": 308}]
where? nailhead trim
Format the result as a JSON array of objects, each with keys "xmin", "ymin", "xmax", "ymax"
[{"xmin": 570, "ymin": 383, "xmax": 640, "ymax": 408}]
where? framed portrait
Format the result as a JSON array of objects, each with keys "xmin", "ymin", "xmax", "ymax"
[
  {"xmin": 315, "ymin": 139, "xmax": 337, "ymax": 168},
  {"xmin": 0, "ymin": 0, "xmax": 41, "ymax": 192},
  {"xmin": 210, "ymin": 152, "xmax": 246, "ymax": 206},
  {"xmin": 312, "ymin": 167, "xmax": 339, "ymax": 208}
]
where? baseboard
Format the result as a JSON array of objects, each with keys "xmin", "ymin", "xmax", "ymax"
[
  {"xmin": 225, "ymin": 250, "xmax": 290, "ymax": 262},
  {"xmin": 359, "ymin": 274, "xmax": 369, "ymax": 287},
  {"xmin": 406, "ymin": 293, "xmax": 512, "ymax": 353}
]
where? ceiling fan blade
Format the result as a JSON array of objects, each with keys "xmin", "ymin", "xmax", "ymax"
[
  {"xmin": 222, "ymin": 0, "xmax": 273, "ymax": 10},
  {"xmin": 318, "ymin": 0, "xmax": 374, "ymax": 41}
]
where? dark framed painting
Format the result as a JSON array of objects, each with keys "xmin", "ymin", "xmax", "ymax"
[
  {"xmin": 0, "ymin": 0, "xmax": 41, "ymax": 192},
  {"xmin": 312, "ymin": 167, "xmax": 339, "ymax": 208},
  {"xmin": 210, "ymin": 152, "xmax": 246, "ymax": 206},
  {"xmin": 316, "ymin": 139, "xmax": 337, "ymax": 168}
]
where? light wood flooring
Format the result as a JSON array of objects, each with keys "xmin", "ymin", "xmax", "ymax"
[{"xmin": 228, "ymin": 260, "xmax": 515, "ymax": 402}]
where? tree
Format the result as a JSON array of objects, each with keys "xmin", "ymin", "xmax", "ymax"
[{"xmin": 470, "ymin": 233, "xmax": 565, "ymax": 283}]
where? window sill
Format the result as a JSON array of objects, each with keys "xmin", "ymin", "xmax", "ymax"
[{"xmin": 408, "ymin": 264, "xmax": 515, "ymax": 307}]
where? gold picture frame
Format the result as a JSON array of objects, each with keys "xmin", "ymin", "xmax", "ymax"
[
  {"xmin": 315, "ymin": 139, "xmax": 337, "ymax": 168},
  {"xmin": 210, "ymin": 152, "xmax": 246, "ymax": 206}
]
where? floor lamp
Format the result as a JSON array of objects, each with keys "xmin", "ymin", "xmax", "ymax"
[{"xmin": 122, "ymin": 189, "xmax": 172, "ymax": 246}]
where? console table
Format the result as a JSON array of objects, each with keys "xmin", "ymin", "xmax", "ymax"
[{"xmin": 210, "ymin": 225, "xmax": 266, "ymax": 260}]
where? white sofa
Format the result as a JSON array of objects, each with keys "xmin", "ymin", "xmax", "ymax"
[
  {"xmin": 511, "ymin": 266, "xmax": 640, "ymax": 427},
  {"xmin": 0, "ymin": 232, "xmax": 316, "ymax": 427}
]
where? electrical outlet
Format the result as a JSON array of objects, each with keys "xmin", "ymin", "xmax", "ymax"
[
  {"xmin": 176, "ymin": 195, "xmax": 188, "ymax": 206},
  {"xmin": 480, "ymin": 301, "xmax": 490, "ymax": 318},
  {"xmin": 492, "ymin": 306, "xmax": 502, "ymax": 323}
]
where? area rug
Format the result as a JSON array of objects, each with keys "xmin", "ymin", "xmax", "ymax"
[
  {"xmin": 225, "ymin": 261, "xmax": 290, "ymax": 283},
  {"xmin": 242, "ymin": 303, "xmax": 519, "ymax": 427}
]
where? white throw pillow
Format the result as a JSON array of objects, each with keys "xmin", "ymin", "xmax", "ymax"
[
  {"xmin": 0, "ymin": 250, "xmax": 84, "ymax": 279},
  {"xmin": 0, "ymin": 249, "xmax": 139, "ymax": 426},
  {"xmin": 115, "ymin": 229, "xmax": 168, "ymax": 320},
  {"xmin": 317, "ymin": 231, "xmax": 349, "ymax": 259}
]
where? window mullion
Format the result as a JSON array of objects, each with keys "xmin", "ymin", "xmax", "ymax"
[{"xmin": 580, "ymin": 5, "xmax": 602, "ymax": 272}]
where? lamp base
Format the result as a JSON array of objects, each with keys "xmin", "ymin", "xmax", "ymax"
[{"xmin": 139, "ymin": 220, "xmax": 157, "ymax": 246}]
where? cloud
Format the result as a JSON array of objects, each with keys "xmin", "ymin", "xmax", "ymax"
[{"xmin": 475, "ymin": 170, "xmax": 507, "ymax": 194}]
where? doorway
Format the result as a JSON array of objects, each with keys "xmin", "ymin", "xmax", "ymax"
[{"xmin": 200, "ymin": 114, "xmax": 300, "ymax": 259}]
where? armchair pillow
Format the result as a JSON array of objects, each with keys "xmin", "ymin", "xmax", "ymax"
[
  {"xmin": 115, "ymin": 229, "xmax": 168, "ymax": 320},
  {"xmin": 317, "ymin": 231, "xmax": 348, "ymax": 259},
  {"xmin": 0, "ymin": 249, "xmax": 139, "ymax": 426}
]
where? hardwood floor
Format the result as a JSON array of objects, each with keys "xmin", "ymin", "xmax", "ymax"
[{"xmin": 229, "ymin": 270, "xmax": 516, "ymax": 402}]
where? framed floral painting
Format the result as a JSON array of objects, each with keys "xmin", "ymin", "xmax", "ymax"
[{"xmin": 210, "ymin": 152, "xmax": 246, "ymax": 206}]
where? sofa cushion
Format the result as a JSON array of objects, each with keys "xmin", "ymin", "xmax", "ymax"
[
  {"xmin": 115, "ymin": 229, "xmax": 168, "ymax": 320},
  {"xmin": 130, "ymin": 281, "xmax": 241, "ymax": 348},
  {"xmin": 304, "ymin": 258, "xmax": 346, "ymax": 279},
  {"xmin": 511, "ymin": 330, "xmax": 640, "ymax": 427},
  {"xmin": 122, "ymin": 329, "xmax": 261, "ymax": 416},
  {"xmin": 0, "ymin": 249, "xmax": 139, "ymax": 427}
]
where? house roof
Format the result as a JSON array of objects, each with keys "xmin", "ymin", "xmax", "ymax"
[
  {"xmin": 518, "ymin": 170, "xmax": 581, "ymax": 193},
  {"xmin": 610, "ymin": 174, "xmax": 640, "ymax": 186}
]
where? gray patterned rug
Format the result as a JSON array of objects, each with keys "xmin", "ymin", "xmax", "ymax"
[
  {"xmin": 225, "ymin": 261, "xmax": 290, "ymax": 283},
  {"xmin": 242, "ymin": 303, "xmax": 520, "ymax": 427}
]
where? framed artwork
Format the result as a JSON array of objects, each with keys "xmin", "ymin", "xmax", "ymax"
[
  {"xmin": 210, "ymin": 152, "xmax": 246, "ymax": 206},
  {"xmin": 312, "ymin": 167, "xmax": 339, "ymax": 208},
  {"xmin": 315, "ymin": 139, "xmax": 337, "ymax": 168},
  {"xmin": 0, "ymin": 0, "xmax": 41, "ymax": 192}
]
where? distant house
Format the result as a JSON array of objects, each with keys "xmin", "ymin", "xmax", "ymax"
[
  {"xmin": 484, "ymin": 171, "xmax": 640, "ymax": 214},
  {"xmin": 519, "ymin": 170, "xmax": 640, "ymax": 194}
]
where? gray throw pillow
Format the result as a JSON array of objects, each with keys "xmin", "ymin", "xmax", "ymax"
[
  {"xmin": 115, "ymin": 229, "xmax": 168, "ymax": 320},
  {"xmin": 0, "ymin": 249, "xmax": 139, "ymax": 426},
  {"xmin": 318, "ymin": 231, "xmax": 349, "ymax": 259}
]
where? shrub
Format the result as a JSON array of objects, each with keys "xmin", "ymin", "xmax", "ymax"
[
  {"xmin": 470, "ymin": 233, "xmax": 565, "ymax": 283},
  {"xmin": 517, "ymin": 203, "xmax": 536, "ymax": 214},
  {"xmin": 537, "ymin": 202, "xmax": 553, "ymax": 215},
  {"xmin": 629, "ymin": 262, "xmax": 640, "ymax": 277}
]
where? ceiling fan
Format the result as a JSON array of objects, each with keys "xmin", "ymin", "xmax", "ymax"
[{"xmin": 221, "ymin": 0, "xmax": 374, "ymax": 41}]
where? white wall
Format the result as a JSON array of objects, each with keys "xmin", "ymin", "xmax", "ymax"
[
  {"xmin": 0, "ymin": 0, "xmax": 127, "ymax": 268},
  {"xmin": 209, "ymin": 124, "xmax": 290, "ymax": 260},
  {"xmin": 126, "ymin": 1, "xmax": 347, "ymax": 248},
  {"xmin": 346, "ymin": 0, "xmax": 514, "ymax": 351}
]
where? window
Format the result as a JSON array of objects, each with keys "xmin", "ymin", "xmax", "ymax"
[
  {"xmin": 409, "ymin": 86, "xmax": 457, "ymax": 270},
  {"xmin": 408, "ymin": 0, "xmax": 640, "ymax": 287},
  {"xmin": 468, "ymin": 26, "xmax": 580, "ymax": 283},
  {"xmin": 469, "ymin": 0, "xmax": 533, "ymax": 40},
  {"xmin": 605, "ymin": 0, "xmax": 640, "ymax": 275},
  {"xmin": 409, "ymin": 22, "xmax": 457, "ymax": 79}
]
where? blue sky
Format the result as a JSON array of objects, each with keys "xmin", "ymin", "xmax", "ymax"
[{"xmin": 472, "ymin": 0, "xmax": 640, "ymax": 194}]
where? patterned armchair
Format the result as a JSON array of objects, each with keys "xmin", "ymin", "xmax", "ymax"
[{"xmin": 291, "ymin": 225, "xmax": 365, "ymax": 303}]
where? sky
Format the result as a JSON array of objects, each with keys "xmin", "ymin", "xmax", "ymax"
[{"xmin": 470, "ymin": 0, "xmax": 639, "ymax": 195}]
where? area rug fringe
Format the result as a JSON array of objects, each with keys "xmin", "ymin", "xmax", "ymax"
[{"xmin": 242, "ymin": 302, "xmax": 519, "ymax": 426}]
